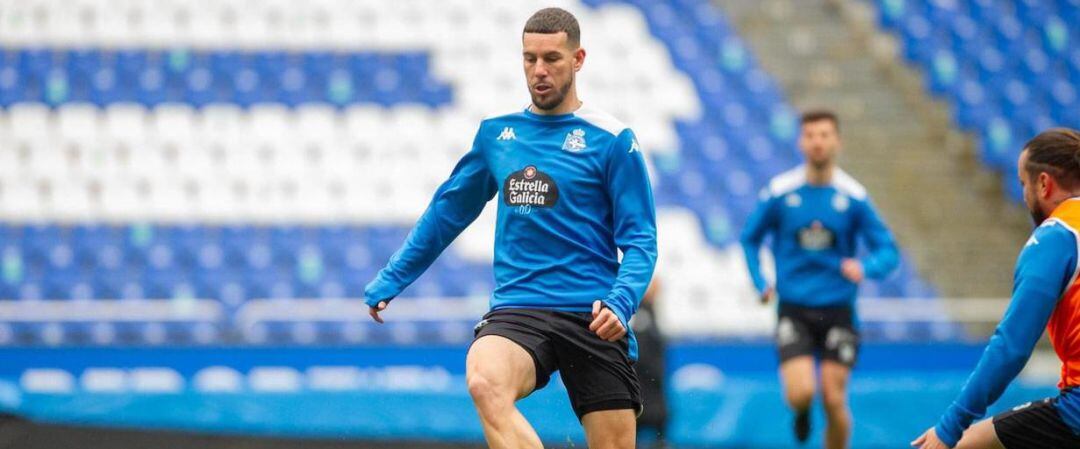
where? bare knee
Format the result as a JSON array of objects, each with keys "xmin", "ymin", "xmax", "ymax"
[
  {"xmin": 590, "ymin": 432, "xmax": 634, "ymax": 449},
  {"xmin": 785, "ymin": 383, "xmax": 815, "ymax": 411},
  {"xmin": 467, "ymin": 372, "xmax": 513, "ymax": 417},
  {"xmin": 821, "ymin": 388, "xmax": 848, "ymax": 419},
  {"xmin": 583, "ymin": 410, "xmax": 636, "ymax": 449},
  {"xmin": 780, "ymin": 357, "xmax": 816, "ymax": 411},
  {"xmin": 819, "ymin": 362, "xmax": 851, "ymax": 419}
]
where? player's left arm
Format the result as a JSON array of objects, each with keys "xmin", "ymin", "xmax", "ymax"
[
  {"xmin": 918, "ymin": 225, "xmax": 1077, "ymax": 448},
  {"xmin": 849, "ymin": 197, "xmax": 900, "ymax": 281},
  {"xmin": 593, "ymin": 129, "xmax": 658, "ymax": 341}
]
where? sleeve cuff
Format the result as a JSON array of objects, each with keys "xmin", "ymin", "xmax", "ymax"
[
  {"xmin": 363, "ymin": 275, "xmax": 398, "ymax": 307},
  {"xmin": 859, "ymin": 257, "xmax": 882, "ymax": 279},
  {"xmin": 935, "ymin": 403, "xmax": 978, "ymax": 448},
  {"xmin": 934, "ymin": 422, "xmax": 961, "ymax": 448}
]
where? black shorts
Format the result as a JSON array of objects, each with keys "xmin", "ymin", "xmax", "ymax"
[
  {"xmin": 993, "ymin": 396, "xmax": 1080, "ymax": 449},
  {"xmin": 472, "ymin": 308, "xmax": 642, "ymax": 420},
  {"xmin": 776, "ymin": 303, "xmax": 859, "ymax": 367}
]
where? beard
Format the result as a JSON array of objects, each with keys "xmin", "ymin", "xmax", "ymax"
[
  {"xmin": 1026, "ymin": 191, "xmax": 1048, "ymax": 226},
  {"xmin": 530, "ymin": 76, "xmax": 573, "ymax": 111},
  {"xmin": 1029, "ymin": 207, "xmax": 1047, "ymax": 226},
  {"xmin": 808, "ymin": 158, "xmax": 830, "ymax": 170}
]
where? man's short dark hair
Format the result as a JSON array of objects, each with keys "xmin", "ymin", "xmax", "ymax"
[
  {"xmin": 1023, "ymin": 128, "xmax": 1080, "ymax": 189},
  {"xmin": 800, "ymin": 109, "xmax": 840, "ymax": 132},
  {"xmin": 523, "ymin": 7, "xmax": 580, "ymax": 47}
]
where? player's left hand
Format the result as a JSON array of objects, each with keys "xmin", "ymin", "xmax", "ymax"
[
  {"xmin": 911, "ymin": 427, "xmax": 951, "ymax": 449},
  {"xmin": 590, "ymin": 300, "xmax": 626, "ymax": 342},
  {"xmin": 368, "ymin": 301, "xmax": 388, "ymax": 324},
  {"xmin": 841, "ymin": 258, "xmax": 864, "ymax": 283}
]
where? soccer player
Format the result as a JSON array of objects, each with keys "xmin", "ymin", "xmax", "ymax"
[
  {"xmin": 740, "ymin": 110, "xmax": 900, "ymax": 449},
  {"xmin": 633, "ymin": 277, "xmax": 670, "ymax": 449},
  {"xmin": 912, "ymin": 128, "xmax": 1080, "ymax": 449},
  {"xmin": 363, "ymin": 8, "xmax": 657, "ymax": 449}
]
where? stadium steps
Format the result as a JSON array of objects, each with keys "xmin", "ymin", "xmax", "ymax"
[{"xmin": 714, "ymin": 0, "xmax": 1031, "ymax": 298}]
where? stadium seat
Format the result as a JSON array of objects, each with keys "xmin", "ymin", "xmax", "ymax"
[
  {"xmin": 0, "ymin": 0, "xmax": 941, "ymax": 344},
  {"xmin": 874, "ymin": 0, "xmax": 1080, "ymax": 203}
]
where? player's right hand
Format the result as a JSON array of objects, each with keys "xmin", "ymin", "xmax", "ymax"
[
  {"xmin": 368, "ymin": 301, "xmax": 388, "ymax": 324},
  {"xmin": 760, "ymin": 287, "xmax": 776, "ymax": 304},
  {"xmin": 590, "ymin": 300, "xmax": 627, "ymax": 342}
]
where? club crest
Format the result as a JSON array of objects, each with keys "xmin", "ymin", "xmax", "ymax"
[{"xmin": 562, "ymin": 128, "xmax": 587, "ymax": 152}]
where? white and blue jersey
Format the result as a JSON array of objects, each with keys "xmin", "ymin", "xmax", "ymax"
[
  {"xmin": 364, "ymin": 104, "xmax": 658, "ymax": 359},
  {"xmin": 740, "ymin": 166, "xmax": 899, "ymax": 307}
]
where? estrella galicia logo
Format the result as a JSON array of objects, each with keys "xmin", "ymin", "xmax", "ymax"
[
  {"xmin": 797, "ymin": 220, "xmax": 835, "ymax": 250},
  {"xmin": 503, "ymin": 165, "xmax": 560, "ymax": 211}
]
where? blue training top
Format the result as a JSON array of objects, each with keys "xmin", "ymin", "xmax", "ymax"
[
  {"xmin": 740, "ymin": 165, "xmax": 900, "ymax": 307},
  {"xmin": 364, "ymin": 104, "xmax": 658, "ymax": 359}
]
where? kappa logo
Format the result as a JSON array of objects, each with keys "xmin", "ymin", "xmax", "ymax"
[
  {"xmin": 1012, "ymin": 401, "xmax": 1034, "ymax": 412},
  {"xmin": 562, "ymin": 128, "xmax": 587, "ymax": 152},
  {"xmin": 629, "ymin": 138, "xmax": 641, "ymax": 153},
  {"xmin": 497, "ymin": 127, "xmax": 516, "ymax": 141}
]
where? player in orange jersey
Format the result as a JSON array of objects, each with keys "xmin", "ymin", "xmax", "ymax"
[{"xmin": 914, "ymin": 128, "xmax": 1080, "ymax": 449}]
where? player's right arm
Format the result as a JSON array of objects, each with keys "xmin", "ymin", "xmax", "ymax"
[
  {"xmin": 926, "ymin": 223, "xmax": 1077, "ymax": 448},
  {"xmin": 364, "ymin": 125, "xmax": 498, "ymax": 321},
  {"xmin": 739, "ymin": 189, "xmax": 780, "ymax": 303}
]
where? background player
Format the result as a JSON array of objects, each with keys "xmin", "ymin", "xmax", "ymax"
[
  {"xmin": 362, "ymin": 8, "xmax": 657, "ymax": 449},
  {"xmin": 740, "ymin": 110, "xmax": 900, "ymax": 449},
  {"xmin": 633, "ymin": 277, "xmax": 670, "ymax": 449},
  {"xmin": 912, "ymin": 128, "xmax": 1080, "ymax": 449}
]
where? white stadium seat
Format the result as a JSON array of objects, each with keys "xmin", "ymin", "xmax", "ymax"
[{"xmin": 0, "ymin": 0, "xmax": 795, "ymax": 337}]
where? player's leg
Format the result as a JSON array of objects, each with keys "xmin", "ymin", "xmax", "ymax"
[
  {"xmin": 633, "ymin": 306, "xmax": 669, "ymax": 448},
  {"xmin": 777, "ymin": 305, "xmax": 817, "ymax": 442},
  {"xmin": 466, "ymin": 335, "xmax": 544, "ymax": 449},
  {"xmin": 819, "ymin": 360, "xmax": 851, "ymax": 449},
  {"xmin": 780, "ymin": 356, "xmax": 816, "ymax": 414},
  {"xmin": 972, "ymin": 396, "xmax": 1080, "ymax": 449},
  {"xmin": 553, "ymin": 311, "xmax": 642, "ymax": 449},
  {"xmin": 582, "ymin": 409, "xmax": 636, "ymax": 449},
  {"xmin": 819, "ymin": 308, "xmax": 859, "ymax": 449},
  {"xmin": 952, "ymin": 418, "xmax": 1004, "ymax": 449},
  {"xmin": 780, "ymin": 355, "xmax": 816, "ymax": 441}
]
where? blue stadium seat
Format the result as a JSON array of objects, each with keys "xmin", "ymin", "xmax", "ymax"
[
  {"xmin": 0, "ymin": 0, "xmax": 946, "ymax": 345},
  {"xmin": 873, "ymin": 0, "xmax": 1080, "ymax": 206}
]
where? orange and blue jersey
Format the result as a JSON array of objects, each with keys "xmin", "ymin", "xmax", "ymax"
[{"xmin": 935, "ymin": 198, "xmax": 1080, "ymax": 447}]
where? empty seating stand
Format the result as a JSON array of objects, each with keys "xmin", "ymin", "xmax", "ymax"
[
  {"xmin": 0, "ymin": 0, "xmax": 936, "ymax": 346},
  {"xmin": 871, "ymin": 0, "xmax": 1080, "ymax": 200}
]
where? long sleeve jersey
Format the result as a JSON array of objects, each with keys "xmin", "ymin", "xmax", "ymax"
[
  {"xmin": 740, "ymin": 165, "xmax": 899, "ymax": 307},
  {"xmin": 364, "ymin": 104, "xmax": 658, "ymax": 359},
  {"xmin": 936, "ymin": 198, "xmax": 1080, "ymax": 447}
]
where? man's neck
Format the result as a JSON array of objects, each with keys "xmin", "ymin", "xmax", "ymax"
[
  {"xmin": 1050, "ymin": 194, "xmax": 1080, "ymax": 212},
  {"xmin": 805, "ymin": 164, "xmax": 834, "ymax": 186}
]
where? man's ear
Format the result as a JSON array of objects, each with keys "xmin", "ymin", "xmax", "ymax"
[
  {"xmin": 573, "ymin": 47, "xmax": 585, "ymax": 72},
  {"xmin": 1038, "ymin": 171, "xmax": 1055, "ymax": 199}
]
